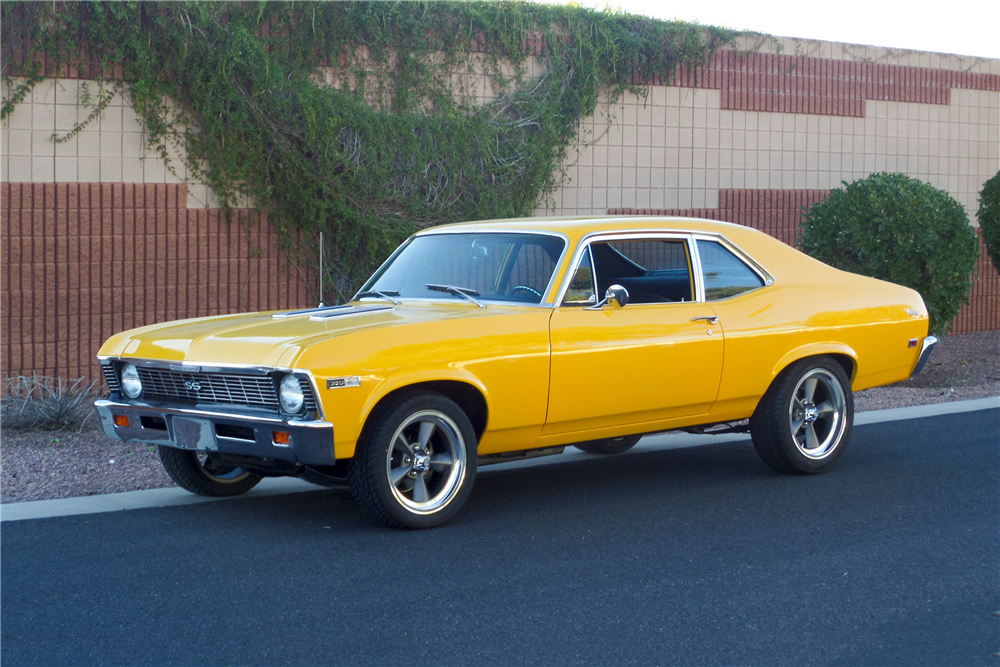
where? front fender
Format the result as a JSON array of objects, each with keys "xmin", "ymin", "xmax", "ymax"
[{"xmin": 360, "ymin": 370, "xmax": 490, "ymax": 427}]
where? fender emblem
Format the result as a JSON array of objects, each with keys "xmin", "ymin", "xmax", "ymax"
[{"xmin": 328, "ymin": 376, "xmax": 361, "ymax": 389}]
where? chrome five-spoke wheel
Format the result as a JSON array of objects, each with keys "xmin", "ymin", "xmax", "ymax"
[
  {"xmin": 788, "ymin": 368, "xmax": 847, "ymax": 460},
  {"xmin": 751, "ymin": 356, "xmax": 854, "ymax": 474},
  {"xmin": 386, "ymin": 410, "xmax": 467, "ymax": 515},
  {"xmin": 158, "ymin": 446, "xmax": 263, "ymax": 496},
  {"xmin": 350, "ymin": 391, "xmax": 478, "ymax": 529}
]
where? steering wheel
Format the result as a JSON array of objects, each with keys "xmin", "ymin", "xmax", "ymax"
[{"xmin": 510, "ymin": 285, "xmax": 543, "ymax": 299}]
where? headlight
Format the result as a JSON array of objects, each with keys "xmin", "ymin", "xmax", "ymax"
[
  {"xmin": 279, "ymin": 374, "xmax": 305, "ymax": 413},
  {"xmin": 121, "ymin": 363, "xmax": 142, "ymax": 398}
]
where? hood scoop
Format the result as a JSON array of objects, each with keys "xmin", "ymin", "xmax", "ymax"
[
  {"xmin": 309, "ymin": 305, "xmax": 393, "ymax": 321},
  {"xmin": 271, "ymin": 304, "xmax": 393, "ymax": 321}
]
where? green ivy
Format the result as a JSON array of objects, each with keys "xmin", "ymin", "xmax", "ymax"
[
  {"xmin": 977, "ymin": 171, "xmax": 1000, "ymax": 275},
  {"xmin": 2, "ymin": 1, "xmax": 747, "ymax": 302},
  {"xmin": 800, "ymin": 173, "xmax": 979, "ymax": 335}
]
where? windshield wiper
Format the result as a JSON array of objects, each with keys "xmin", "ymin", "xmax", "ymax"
[
  {"xmin": 425, "ymin": 284, "xmax": 486, "ymax": 309},
  {"xmin": 356, "ymin": 290, "xmax": 401, "ymax": 305}
]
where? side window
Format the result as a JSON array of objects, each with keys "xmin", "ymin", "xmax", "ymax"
[
  {"xmin": 697, "ymin": 240, "xmax": 765, "ymax": 300},
  {"xmin": 590, "ymin": 239, "xmax": 693, "ymax": 303},
  {"xmin": 562, "ymin": 249, "xmax": 596, "ymax": 306}
]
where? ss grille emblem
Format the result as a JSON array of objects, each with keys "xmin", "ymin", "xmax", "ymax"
[{"xmin": 184, "ymin": 380, "xmax": 202, "ymax": 392}]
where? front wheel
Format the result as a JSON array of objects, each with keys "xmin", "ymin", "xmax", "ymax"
[
  {"xmin": 573, "ymin": 434, "xmax": 642, "ymax": 455},
  {"xmin": 349, "ymin": 392, "xmax": 477, "ymax": 529},
  {"xmin": 750, "ymin": 357, "xmax": 853, "ymax": 474},
  {"xmin": 158, "ymin": 446, "xmax": 263, "ymax": 496}
]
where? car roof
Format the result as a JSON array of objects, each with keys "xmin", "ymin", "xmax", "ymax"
[{"xmin": 416, "ymin": 215, "xmax": 757, "ymax": 245}]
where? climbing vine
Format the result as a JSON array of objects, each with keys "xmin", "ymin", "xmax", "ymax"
[{"xmin": 2, "ymin": 1, "xmax": 750, "ymax": 302}]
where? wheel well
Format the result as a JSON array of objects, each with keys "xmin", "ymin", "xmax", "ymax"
[
  {"xmin": 367, "ymin": 381, "xmax": 489, "ymax": 442},
  {"xmin": 827, "ymin": 353, "xmax": 856, "ymax": 382},
  {"xmin": 778, "ymin": 352, "xmax": 855, "ymax": 383}
]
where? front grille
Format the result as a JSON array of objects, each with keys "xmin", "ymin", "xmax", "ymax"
[
  {"xmin": 137, "ymin": 368, "xmax": 279, "ymax": 409},
  {"xmin": 102, "ymin": 364, "xmax": 122, "ymax": 394}
]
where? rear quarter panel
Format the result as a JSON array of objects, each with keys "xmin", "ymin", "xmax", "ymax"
[{"xmin": 704, "ymin": 228, "xmax": 929, "ymax": 418}]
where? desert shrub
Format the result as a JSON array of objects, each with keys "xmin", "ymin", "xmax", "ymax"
[
  {"xmin": 977, "ymin": 171, "xmax": 1000, "ymax": 274},
  {"xmin": 1, "ymin": 375, "xmax": 101, "ymax": 431},
  {"xmin": 800, "ymin": 172, "xmax": 979, "ymax": 335}
]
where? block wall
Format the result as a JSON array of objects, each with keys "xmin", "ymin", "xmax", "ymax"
[{"xmin": 2, "ymin": 35, "xmax": 999, "ymax": 383}]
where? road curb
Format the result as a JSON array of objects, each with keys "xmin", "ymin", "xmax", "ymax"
[{"xmin": 3, "ymin": 396, "xmax": 997, "ymax": 522}]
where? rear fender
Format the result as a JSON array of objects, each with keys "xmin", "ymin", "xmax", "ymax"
[{"xmin": 772, "ymin": 342, "xmax": 858, "ymax": 383}]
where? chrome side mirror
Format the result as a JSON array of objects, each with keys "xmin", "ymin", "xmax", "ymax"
[{"xmin": 585, "ymin": 284, "xmax": 629, "ymax": 310}]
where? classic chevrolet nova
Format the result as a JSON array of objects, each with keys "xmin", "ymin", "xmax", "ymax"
[{"xmin": 95, "ymin": 217, "xmax": 936, "ymax": 528}]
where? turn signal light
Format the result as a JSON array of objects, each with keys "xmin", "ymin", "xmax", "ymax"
[
  {"xmin": 113, "ymin": 415, "xmax": 130, "ymax": 428},
  {"xmin": 272, "ymin": 430, "xmax": 290, "ymax": 445}
]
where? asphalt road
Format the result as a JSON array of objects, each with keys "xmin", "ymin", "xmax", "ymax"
[{"xmin": 2, "ymin": 409, "xmax": 998, "ymax": 667}]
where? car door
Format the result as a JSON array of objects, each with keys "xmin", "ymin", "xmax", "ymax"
[{"xmin": 544, "ymin": 234, "xmax": 725, "ymax": 436}]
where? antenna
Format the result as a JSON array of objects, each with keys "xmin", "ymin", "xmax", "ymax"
[{"xmin": 318, "ymin": 231, "xmax": 325, "ymax": 307}]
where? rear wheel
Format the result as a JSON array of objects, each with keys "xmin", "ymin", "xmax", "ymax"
[
  {"xmin": 750, "ymin": 356, "xmax": 853, "ymax": 474},
  {"xmin": 573, "ymin": 434, "xmax": 642, "ymax": 455},
  {"xmin": 158, "ymin": 446, "xmax": 263, "ymax": 496},
  {"xmin": 349, "ymin": 392, "xmax": 477, "ymax": 529}
]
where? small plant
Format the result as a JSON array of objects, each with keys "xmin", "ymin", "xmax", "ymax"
[
  {"xmin": 977, "ymin": 171, "xmax": 1000, "ymax": 274},
  {"xmin": 1, "ymin": 375, "xmax": 101, "ymax": 431},
  {"xmin": 800, "ymin": 173, "xmax": 979, "ymax": 335}
]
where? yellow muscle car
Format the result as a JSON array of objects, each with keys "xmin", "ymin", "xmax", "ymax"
[{"xmin": 95, "ymin": 217, "xmax": 937, "ymax": 528}]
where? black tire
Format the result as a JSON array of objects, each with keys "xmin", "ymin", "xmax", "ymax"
[
  {"xmin": 349, "ymin": 391, "xmax": 477, "ymax": 529},
  {"xmin": 573, "ymin": 434, "xmax": 642, "ymax": 455},
  {"xmin": 158, "ymin": 446, "xmax": 263, "ymax": 496},
  {"xmin": 750, "ymin": 356, "xmax": 854, "ymax": 474}
]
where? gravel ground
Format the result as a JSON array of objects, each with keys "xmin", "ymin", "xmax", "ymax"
[{"xmin": 2, "ymin": 330, "xmax": 997, "ymax": 505}]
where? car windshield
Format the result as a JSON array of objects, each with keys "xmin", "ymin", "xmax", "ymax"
[{"xmin": 361, "ymin": 233, "xmax": 566, "ymax": 304}]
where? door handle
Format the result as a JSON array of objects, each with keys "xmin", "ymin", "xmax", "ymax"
[{"xmin": 690, "ymin": 316, "xmax": 719, "ymax": 324}]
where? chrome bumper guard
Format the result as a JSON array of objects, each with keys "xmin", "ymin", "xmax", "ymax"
[
  {"xmin": 910, "ymin": 335, "xmax": 938, "ymax": 378},
  {"xmin": 94, "ymin": 399, "xmax": 336, "ymax": 466}
]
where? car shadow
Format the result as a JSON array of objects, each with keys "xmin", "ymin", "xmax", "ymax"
[{"xmin": 148, "ymin": 438, "xmax": 776, "ymax": 534}]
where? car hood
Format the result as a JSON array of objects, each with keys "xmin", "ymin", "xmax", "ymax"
[{"xmin": 99, "ymin": 302, "xmax": 497, "ymax": 368}]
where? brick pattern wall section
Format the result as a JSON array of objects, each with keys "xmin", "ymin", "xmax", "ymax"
[
  {"xmin": 645, "ymin": 51, "xmax": 1000, "ymax": 117},
  {"xmin": 1, "ymin": 183, "xmax": 314, "ymax": 384},
  {"xmin": 953, "ymin": 234, "xmax": 1000, "ymax": 334},
  {"xmin": 610, "ymin": 189, "xmax": 830, "ymax": 246},
  {"xmin": 611, "ymin": 191, "xmax": 1000, "ymax": 334}
]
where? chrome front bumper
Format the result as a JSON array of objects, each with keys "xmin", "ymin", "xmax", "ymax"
[
  {"xmin": 910, "ymin": 335, "xmax": 938, "ymax": 378},
  {"xmin": 94, "ymin": 399, "xmax": 336, "ymax": 466}
]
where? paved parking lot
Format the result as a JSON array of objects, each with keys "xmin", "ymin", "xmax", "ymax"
[{"xmin": 2, "ymin": 408, "xmax": 998, "ymax": 666}]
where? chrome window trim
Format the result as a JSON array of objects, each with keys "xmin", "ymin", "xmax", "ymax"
[
  {"xmin": 97, "ymin": 357, "xmax": 326, "ymax": 420},
  {"xmin": 354, "ymin": 229, "xmax": 571, "ymax": 308},
  {"xmin": 688, "ymin": 236, "xmax": 707, "ymax": 303},
  {"xmin": 554, "ymin": 231, "xmax": 695, "ymax": 306},
  {"xmin": 691, "ymin": 233, "xmax": 775, "ymax": 301},
  {"xmin": 358, "ymin": 297, "xmax": 555, "ymax": 310}
]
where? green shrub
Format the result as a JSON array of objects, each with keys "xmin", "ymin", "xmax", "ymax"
[
  {"xmin": 977, "ymin": 171, "xmax": 1000, "ymax": 274},
  {"xmin": 800, "ymin": 173, "xmax": 979, "ymax": 335}
]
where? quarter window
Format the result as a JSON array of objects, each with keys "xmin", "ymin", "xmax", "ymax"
[
  {"xmin": 697, "ymin": 240, "xmax": 765, "ymax": 300},
  {"xmin": 563, "ymin": 249, "xmax": 596, "ymax": 305}
]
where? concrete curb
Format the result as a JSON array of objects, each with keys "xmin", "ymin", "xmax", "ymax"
[{"xmin": 3, "ymin": 396, "xmax": 997, "ymax": 523}]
